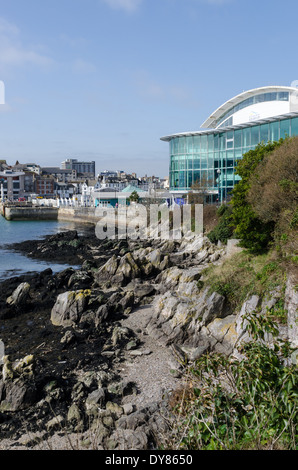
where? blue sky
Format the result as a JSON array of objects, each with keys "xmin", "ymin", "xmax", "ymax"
[{"xmin": 0, "ymin": 0, "xmax": 297, "ymax": 177}]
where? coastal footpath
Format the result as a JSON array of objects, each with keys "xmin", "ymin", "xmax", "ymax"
[{"xmin": 0, "ymin": 228, "xmax": 297, "ymax": 450}]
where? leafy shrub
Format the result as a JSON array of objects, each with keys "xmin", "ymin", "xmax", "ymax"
[
  {"xmin": 207, "ymin": 204, "xmax": 234, "ymax": 244},
  {"xmin": 247, "ymin": 136, "xmax": 298, "ymax": 257},
  {"xmin": 231, "ymin": 140, "xmax": 284, "ymax": 252},
  {"xmin": 166, "ymin": 312, "xmax": 298, "ymax": 450}
]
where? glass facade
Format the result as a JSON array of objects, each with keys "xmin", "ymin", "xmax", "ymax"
[{"xmin": 169, "ymin": 115, "xmax": 298, "ymax": 202}]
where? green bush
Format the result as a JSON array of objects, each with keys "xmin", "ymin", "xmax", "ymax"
[
  {"xmin": 167, "ymin": 312, "xmax": 298, "ymax": 450},
  {"xmin": 207, "ymin": 204, "xmax": 234, "ymax": 244},
  {"xmin": 231, "ymin": 140, "xmax": 284, "ymax": 252}
]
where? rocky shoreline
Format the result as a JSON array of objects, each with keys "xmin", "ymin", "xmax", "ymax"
[{"xmin": 0, "ymin": 227, "xmax": 297, "ymax": 450}]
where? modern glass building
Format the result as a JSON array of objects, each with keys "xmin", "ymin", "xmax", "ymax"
[{"xmin": 161, "ymin": 86, "xmax": 298, "ymax": 203}]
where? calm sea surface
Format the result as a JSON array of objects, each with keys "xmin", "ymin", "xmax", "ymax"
[{"xmin": 0, "ymin": 216, "xmax": 83, "ymax": 281}]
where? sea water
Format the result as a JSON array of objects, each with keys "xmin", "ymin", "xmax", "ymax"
[{"xmin": 0, "ymin": 216, "xmax": 83, "ymax": 281}]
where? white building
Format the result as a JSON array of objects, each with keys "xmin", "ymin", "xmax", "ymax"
[{"xmin": 0, "ymin": 170, "xmax": 25, "ymax": 200}]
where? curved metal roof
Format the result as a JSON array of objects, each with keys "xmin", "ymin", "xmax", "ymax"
[
  {"xmin": 201, "ymin": 86, "xmax": 298, "ymax": 129},
  {"xmin": 160, "ymin": 111, "xmax": 298, "ymax": 142}
]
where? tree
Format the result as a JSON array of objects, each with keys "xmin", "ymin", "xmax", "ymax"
[
  {"xmin": 248, "ymin": 136, "xmax": 298, "ymax": 255},
  {"xmin": 207, "ymin": 204, "xmax": 235, "ymax": 244},
  {"xmin": 188, "ymin": 174, "xmax": 213, "ymax": 205},
  {"xmin": 128, "ymin": 190, "xmax": 140, "ymax": 203},
  {"xmin": 231, "ymin": 139, "xmax": 284, "ymax": 252}
]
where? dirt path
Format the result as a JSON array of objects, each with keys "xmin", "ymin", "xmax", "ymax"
[{"xmin": 118, "ymin": 304, "xmax": 184, "ymax": 408}]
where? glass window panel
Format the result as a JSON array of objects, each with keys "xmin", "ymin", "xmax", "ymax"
[
  {"xmin": 187, "ymin": 171, "xmax": 193, "ymax": 188},
  {"xmin": 219, "ymin": 151, "xmax": 225, "ymax": 169},
  {"xmin": 208, "ymin": 134, "xmax": 214, "ymax": 151},
  {"xmin": 173, "ymin": 172, "xmax": 179, "ymax": 188},
  {"xmin": 178, "ymin": 137, "xmax": 185, "ymax": 153},
  {"xmin": 193, "ymin": 156, "xmax": 200, "ymax": 169},
  {"xmin": 187, "ymin": 157, "xmax": 193, "ymax": 170},
  {"xmin": 173, "ymin": 138, "xmax": 179, "ymax": 154},
  {"xmin": 200, "ymin": 170, "xmax": 208, "ymax": 184},
  {"xmin": 208, "ymin": 170, "xmax": 214, "ymax": 185},
  {"xmin": 185, "ymin": 136, "xmax": 194, "ymax": 153},
  {"xmin": 193, "ymin": 136, "xmax": 201, "ymax": 152},
  {"xmin": 201, "ymin": 135, "xmax": 207, "ymax": 151},
  {"xmin": 269, "ymin": 121, "xmax": 279, "ymax": 142},
  {"xmin": 280, "ymin": 119, "xmax": 290, "ymax": 139},
  {"xmin": 193, "ymin": 171, "xmax": 200, "ymax": 185},
  {"xmin": 208, "ymin": 156, "xmax": 214, "ymax": 169},
  {"xmin": 219, "ymin": 133, "xmax": 226, "ymax": 150},
  {"xmin": 251, "ymin": 126, "xmax": 260, "ymax": 146},
  {"xmin": 213, "ymin": 134, "xmax": 219, "ymax": 150},
  {"xmin": 260, "ymin": 123, "xmax": 269, "ymax": 143},
  {"xmin": 227, "ymin": 140, "xmax": 234, "ymax": 149},
  {"xmin": 179, "ymin": 171, "xmax": 185, "ymax": 187},
  {"xmin": 201, "ymin": 155, "xmax": 208, "ymax": 169},
  {"xmin": 179, "ymin": 157, "xmax": 186, "ymax": 170},
  {"xmin": 290, "ymin": 117, "xmax": 298, "ymax": 136},
  {"xmin": 234, "ymin": 130, "xmax": 242, "ymax": 148},
  {"xmin": 243, "ymin": 128, "xmax": 251, "ymax": 147}
]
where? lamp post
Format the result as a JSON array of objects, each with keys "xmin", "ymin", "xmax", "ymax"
[{"xmin": 217, "ymin": 169, "xmax": 221, "ymax": 206}]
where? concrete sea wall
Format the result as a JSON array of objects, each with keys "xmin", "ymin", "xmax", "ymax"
[
  {"xmin": 2, "ymin": 205, "xmax": 58, "ymax": 221},
  {"xmin": 57, "ymin": 207, "xmax": 100, "ymax": 224}
]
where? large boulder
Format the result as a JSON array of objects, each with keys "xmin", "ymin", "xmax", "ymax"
[
  {"xmin": 0, "ymin": 355, "xmax": 37, "ymax": 412},
  {"xmin": 51, "ymin": 290, "xmax": 91, "ymax": 327},
  {"xmin": 96, "ymin": 255, "xmax": 119, "ymax": 284},
  {"xmin": 6, "ymin": 282, "xmax": 30, "ymax": 307}
]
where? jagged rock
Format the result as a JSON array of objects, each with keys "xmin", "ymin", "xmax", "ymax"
[
  {"xmin": 115, "ymin": 253, "xmax": 141, "ymax": 283},
  {"xmin": 111, "ymin": 326, "xmax": 135, "ymax": 348},
  {"xmin": 235, "ymin": 295, "xmax": 260, "ymax": 344},
  {"xmin": 50, "ymin": 290, "xmax": 91, "ymax": 327},
  {"xmin": 95, "ymin": 304, "xmax": 110, "ymax": 326},
  {"xmin": 106, "ymin": 428, "xmax": 148, "ymax": 450},
  {"xmin": 2, "ymin": 354, "xmax": 35, "ymax": 382},
  {"xmin": 96, "ymin": 255, "xmax": 119, "ymax": 283},
  {"xmin": 6, "ymin": 282, "xmax": 30, "ymax": 307},
  {"xmin": 201, "ymin": 291, "xmax": 226, "ymax": 325},
  {"xmin": 106, "ymin": 401, "xmax": 124, "ymax": 418},
  {"xmin": 118, "ymin": 291, "xmax": 135, "ymax": 311},
  {"xmin": 61, "ymin": 329, "xmax": 76, "ymax": 346},
  {"xmin": 86, "ymin": 388, "xmax": 106, "ymax": 410},
  {"xmin": 46, "ymin": 415, "xmax": 65, "ymax": 431},
  {"xmin": 68, "ymin": 270, "xmax": 93, "ymax": 290},
  {"xmin": 0, "ymin": 355, "xmax": 37, "ymax": 412},
  {"xmin": 144, "ymin": 248, "xmax": 162, "ymax": 268},
  {"xmin": 0, "ymin": 378, "xmax": 37, "ymax": 412},
  {"xmin": 67, "ymin": 403, "xmax": 83, "ymax": 425},
  {"xmin": 125, "ymin": 280, "xmax": 155, "ymax": 302}
]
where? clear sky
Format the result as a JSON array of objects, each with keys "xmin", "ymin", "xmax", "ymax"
[{"xmin": 0, "ymin": 0, "xmax": 297, "ymax": 177}]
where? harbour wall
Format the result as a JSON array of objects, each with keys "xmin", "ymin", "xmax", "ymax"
[{"xmin": 1, "ymin": 204, "xmax": 58, "ymax": 221}]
